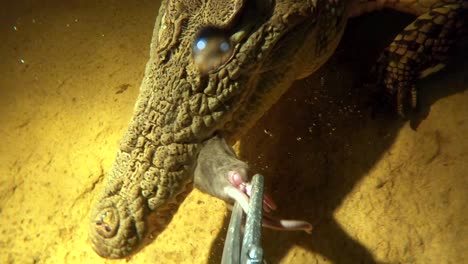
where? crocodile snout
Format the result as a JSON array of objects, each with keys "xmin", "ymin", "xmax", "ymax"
[{"xmin": 89, "ymin": 196, "xmax": 141, "ymax": 259}]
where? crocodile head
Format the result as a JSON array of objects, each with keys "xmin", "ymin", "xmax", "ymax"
[{"xmin": 89, "ymin": 0, "xmax": 346, "ymax": 259}]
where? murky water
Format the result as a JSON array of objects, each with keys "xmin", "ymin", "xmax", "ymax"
[{"xmin": 1, "ymin": 1, "xmax": 467, "ymax": 263}]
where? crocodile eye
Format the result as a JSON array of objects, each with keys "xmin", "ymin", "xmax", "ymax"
[{"xmin": 193, "ymin": 28, "xmax": 233, "ymax": 74}]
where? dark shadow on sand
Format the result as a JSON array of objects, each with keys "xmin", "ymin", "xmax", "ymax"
[{"xmin": 207, "ymin": 11, "xmax": 467, "ymax": 264}]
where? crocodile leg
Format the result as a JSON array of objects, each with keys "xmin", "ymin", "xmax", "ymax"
[{"xmin": 366, "ymin": 1, "xmax": 467, "ymax": 116}]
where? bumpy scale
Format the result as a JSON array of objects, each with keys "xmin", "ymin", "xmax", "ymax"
[{"xmin": 89, "ymin": 0, "xmax": 467, "ymax": 258}]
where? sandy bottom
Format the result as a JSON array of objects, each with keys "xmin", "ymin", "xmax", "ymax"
[{"xmin": 0, "ymin": 1, "xmax": 467, "ymax": 263}]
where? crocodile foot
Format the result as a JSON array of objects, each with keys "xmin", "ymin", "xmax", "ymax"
[
  {"xmin": 194, "ymin": 135, "xmax": 312, "ymax": 233},
  {"xmin": 361, "ymin": 1, "xmax": 467, "ymax": 117}
]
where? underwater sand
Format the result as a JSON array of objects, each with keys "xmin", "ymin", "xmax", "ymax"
[{"xmin": 0, "ymin": 1, "xmax": 467, "ymax": 263}]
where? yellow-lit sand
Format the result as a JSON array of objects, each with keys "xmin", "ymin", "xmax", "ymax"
[{"xmin": 0, "ymin": 1, "xmax": 467, "ymax": 263}]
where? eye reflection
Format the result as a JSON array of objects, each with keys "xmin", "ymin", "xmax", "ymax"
[
  {"xmin": 193, "ymin": 27, "xmax": 234, "ymax": 74},
  {"xmin": 196, "ymin": 38, "xmax": 207, "ymax": 50}
]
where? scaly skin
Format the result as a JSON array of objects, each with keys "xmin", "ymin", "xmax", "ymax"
[{"xmin": 89, "ymin": 0, "xmax": 467, "ymax": 258}]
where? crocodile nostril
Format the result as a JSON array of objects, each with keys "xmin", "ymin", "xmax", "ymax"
[{"xmin": 94, "ymin": 207, "xmax": 119, "ymax": 238}]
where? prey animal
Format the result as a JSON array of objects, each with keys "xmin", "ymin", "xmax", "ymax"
[{"xmin": 89, "ymin": 0, "xmax": 467, "ymax": 258}]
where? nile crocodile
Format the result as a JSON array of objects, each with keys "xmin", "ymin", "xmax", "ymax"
[{"xmin": 89, "ymin": 0, "xmax": 467, "ymax": 258}]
